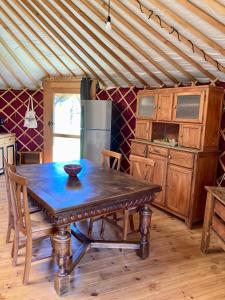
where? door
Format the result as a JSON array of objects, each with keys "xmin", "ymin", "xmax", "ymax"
[
  {"xmin": 148, "ymin": 153, "xmax": 167, "ymax": 206},
  {"xmin": 52, "ymin": 93, "xmax": 81, "ymax": 162},
  {"xmin": 157, "ymin": 93, "xmax": 173, "ymax": 121},
  {"xmin": 137, "ymin": 92, "xmax": 157, "ymax": 120},
  {"xmin": 166, "ymin": 165, "xmax": 192, "ymax": 217},
  {"xmin": 135, "ymin": 119, "xmax": 150, "ymax": 140},
  {"xmin": 179, "ymin": 124, "xmax": 202, "ymax": 149},
  {"xmin": 173, "ymin": 91, "xmax": 205, "ymax": 123}
]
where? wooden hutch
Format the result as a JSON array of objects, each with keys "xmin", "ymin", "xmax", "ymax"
[{"xmin": 131, "ymin": 85, "xmax": 224, "ymax": 228}]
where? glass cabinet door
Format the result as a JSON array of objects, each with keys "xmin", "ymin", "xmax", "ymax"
[
  {"xmin": 173, "ymin": 92, "xmax": 204, "ymax": 122},
  {"xmin": 137, "ymin": 95, "xmax": 157, "ymax": 119}
]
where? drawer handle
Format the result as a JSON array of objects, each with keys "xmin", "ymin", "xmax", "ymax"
[{"xmin": 168, "ymin": 155, "xmax": 172, "ymax": 159}]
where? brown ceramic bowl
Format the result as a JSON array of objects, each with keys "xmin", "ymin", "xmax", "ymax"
[{"xmin": 64, "ymin": 164, "xmax": 82, "ymax": 177}]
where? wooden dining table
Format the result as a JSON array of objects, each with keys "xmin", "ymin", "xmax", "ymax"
[{"xmin": 17, "ymin": 159, "xmax": 161, "ymax": 296}]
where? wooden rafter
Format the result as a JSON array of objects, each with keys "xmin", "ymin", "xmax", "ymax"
[
  {"xmin": 1, "ymin": 0, "xmax": 62, "ymax": 76},
  {"xmin": 22, "ymin": 0, "xmax": 106, "ymax": 87},
  {"xmin": 97, "ymin": 0, "xmax": 196, "ymax": 83},
  {"xmin": 179, "ymin": 0, "xmax": 225, "ymax": 35},
  {"xmin": 13, "ymin": 0, "xmax": 81, "ymax": 76},
  {"xmin": 46, "ymin": 1, "xmax": 132, "ymax": 86},
  {"xmin": 32, "ymin": 0, "xmax": 118, "ymax": 86},
  {"xmin": 0, "ymin": 69, "xmax": 10, "ymax": 87},
  {"xmin": 115, "ymin": 0, "xmax": 216, "ymax": 81},
  {"xmin": 0, "ymin": 18, "xmax": 48, "ymax": 76},
  {"xmin": 0, "ymin": 35, "xmax": 38, "ymax": 87},
  {"xmin": 80, "ymin": 0, "xmax": 175, "ymax": 85},
  {"xmin": 134, "ymin": 0, "xmax": 225, "ymax": 76},
  {"xmin": 146, "ymin": 0, "xmax": 225, "ymax": 58},
  {"xmin": 201, "ymin": 0, "xmax": 225, "ymax": 14},
  {"xmin": 77, "ymin": 0, "xmax": 163, "ymax": 86},
  {"xmin": 69, "ymin": 0, "xmax": 152, "ymax": 86},
  {"xmin": 0, "ymin": 53, "xmax": 25, "ymax": 87}
]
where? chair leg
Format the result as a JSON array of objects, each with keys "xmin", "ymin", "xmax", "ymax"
[
  {"xmin": 23, "ymin": 237, "xmax": 33, "ymax": 285},
  {"xmin": 88, "ymin": 218, "xmax": 94, "ymax": 237},
  {"xmin": 100, "ymin": 217, "xmax": 106, "ymax": 238},
  {"xmin": 6, "ymin": 222, "xmax": 13, "ymax": 243},
  {"xmin": 123, "ymin": 210, "xmax": 129, "ymax": 241},
  {"xmin": 12, "ymin": 230, "xmax": 19, "ymax": 266}
]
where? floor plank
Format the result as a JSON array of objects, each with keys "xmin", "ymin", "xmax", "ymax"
[{"xmin": 0, "ymin": 175, "xmax": 225, "ymax": 299}]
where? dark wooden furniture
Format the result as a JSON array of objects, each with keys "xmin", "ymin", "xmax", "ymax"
[
  {"xmin": 132, "ymin": 85, "xmax": 224, "ymax": 228},
  {"xmin": 201, "ymin": 186, "xmax": 225, "ymax": 253},
  {"xmin": 17, "ymin": 160, "xmax": 161, "ymax": 296},
  {"xmin": 8, "ymin": 169, "xmax": 55, "ymax": 284},
  {"xmin": 18, "ymin": 151, "xmax": 43, "ymax": 165}
]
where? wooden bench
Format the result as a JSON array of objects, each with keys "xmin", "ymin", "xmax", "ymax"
[{"xmin": 18, "ymin": 151, "xmax": 43, "ymax": 165}]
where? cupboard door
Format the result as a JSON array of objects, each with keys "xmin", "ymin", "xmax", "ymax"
[
  {"xmin": 173, "ymin": 91, "xmax": 205, "ymax": 123},
  {"xmin": 0, "ymin": 145, "xmax": 4, "ymax": 175},
  {"xmin": 149, "ymin": 154, "xmax": 167, "ymax": 206},
  {"xmin": 137, "ymin": 93, "xmax": 157, "ymax": 120},
  {"xmin": 166, "ymin": 165, "xmax": 192, "ymax": 217},
  {"xmin": 130, "ymin": 142, "xmax": 147, "ymax": 157},
  {"xmin": 157, "ymin": 93, "xmax": 173, "ymax": 121},
  {"xmin": 135, "ymin": 119, "xmax": 150, "ymax": 140},
  {"xmin": 5, "ymin": 144, "xmax": 15, "ymax": 165},
  {"xmin": 179, "ymin": 124, "xmax": 202, "ymax": 149}
]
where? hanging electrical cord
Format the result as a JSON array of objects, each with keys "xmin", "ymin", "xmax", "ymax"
[{"xmin": 106, "ymin": 0, "xmax": 112, "ymax": 31}]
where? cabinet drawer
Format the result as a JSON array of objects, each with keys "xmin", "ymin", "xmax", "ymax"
[
  {"xmin": 148, "ymin": 145, "xmax": 168, "ymax": 157},
  {"xmin": 4, "ymin": 136, "xmax": 15, "ymax": 145},
  {"xmin": 130, "ymin": 142, "xmax": 147, "ymax": 157},
  {"xmin": 168, "ymin": 150, "xmax": 194, "ymax": 169}
]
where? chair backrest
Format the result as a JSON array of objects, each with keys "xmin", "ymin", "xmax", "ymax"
[
  {"xmin": 101, "ymin": 150, "xmax": 122, "ymax": 171},
  {"xmin": 8, "ymin": 169, "xmax": 31, "ymax": 236},
  {"xmin": 4, "ymin": 158, "xmax": 16, "ymax": 217},
  {"xmin": 129, "ymin": 154, "xmax": 155, "ymax": 182}
]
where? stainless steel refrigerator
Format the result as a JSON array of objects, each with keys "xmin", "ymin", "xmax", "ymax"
[{"xmin": 80, "ymin": 100, "xmax": 119, "ymax": 165}]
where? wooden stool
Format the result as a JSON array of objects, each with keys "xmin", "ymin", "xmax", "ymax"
[
  {"xmin": 18, "ymin": 151, "xmax": 43, "ymax": 165},
  {"xmin": 201, "ymin": 186, "xmax": 225, "ymax": 253}
]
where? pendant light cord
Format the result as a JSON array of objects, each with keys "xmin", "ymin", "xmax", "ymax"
[{"xmin": 108, "ymin": 0, "xmax": 111, "ymax": 17}]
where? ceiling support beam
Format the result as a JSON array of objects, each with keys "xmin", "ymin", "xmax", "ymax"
[
  {"xmin": 114, "ymin": 0, "xmax": 216, "ymax": 81},
  {"xmin": 201, "ymin": 0, "xmax": 225, "ymax": 14},
  {"xmin": 46, "ymin": 1, "xmax": 132, "ymax": 86},
  {"xmin": 13, "ymin": 0, "xmax": 82, "ymax": 76},
  {"xmin": 146, "ymin": 0, "xmax": 225, "ymax": 59},
  {"xmin": 0, "ymin": 70, "xmax": 10, "ymax": 88},
  {"xmin": 0, "ymin": 36, "xmax": 38, "ymax": 87},
  {"xmin": 70, "ymin": 0, "xmax": 154, "ymax": 86},
  {"xmin": 22, "ymin": 0, "xmax": 106, "ymax": 87}
]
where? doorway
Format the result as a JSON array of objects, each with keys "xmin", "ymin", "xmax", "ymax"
[{"xmin": 52, "ymin": 93, "xmax": 81, "ymax": 162}]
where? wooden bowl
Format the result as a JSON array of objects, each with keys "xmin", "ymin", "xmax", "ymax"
[{"xmin": 64, "ymin": 164, "xmax": 82, "ymax": 177}]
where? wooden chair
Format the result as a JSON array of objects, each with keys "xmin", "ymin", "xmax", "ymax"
[
  {"xmin": 8, "ymin": 169, "xmax": 55, "ymax": 284},
  {"xmin": 4, "ymin": 158, "xmax": 40, "ymax": 244},
  {"xmin": 88, "ymin": 150, "xmax": 122, "ymax": 237}
]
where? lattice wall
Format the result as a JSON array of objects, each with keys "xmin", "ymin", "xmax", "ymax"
[{"xmin": 0, "ymin": 89, "xmax": 44, "ymax": 152}]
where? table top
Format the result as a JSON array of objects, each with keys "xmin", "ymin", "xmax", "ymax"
[{"xmin": 17, "ymin": 160, "xmax": 161, "ymax": 220}]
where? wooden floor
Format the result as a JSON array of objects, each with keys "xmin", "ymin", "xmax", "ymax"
[{"xmin": 1, "ymin": 176, "xmax": 225, "ymax": 300}]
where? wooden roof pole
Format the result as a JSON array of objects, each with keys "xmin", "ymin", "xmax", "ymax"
[
  {"xmin": 0, "ymin": 50, "xmax": 26, "ymax": 87},
  {"xmin": 46, "ymin": 1, "xmax": 132, "ymax": 86},
  {"xmin": 134, "ymin": 0, "xmax": 225, "ymax": 75},
  {"xmin": 14, "ymin": 0, "xmax": 83, "ymax": 76},
  {"xmin": 179, "ymin": 0, "xmax": 225, "ymax": 35},
  {"xmin": 0, "ymin": 35, "xmax": 38, "ymax": 87},
  {"xmin": 76, "ymin": 0, "xmax": 172, "ymax": 86},
  {"xmin": 32, "ymin": 0, "xmax": 118, "ymax": 87},
  {"xmin": 0, "ymin": 18, "xmax": 48, "ymax": 77},
  {"xmin": 67, "ymin": 1, "xmax": 154, "ymax": 86},
  {"xmin": 22, "ymin": 1, "xmax": 106, "ymax": 87},
  {"xmin": 112, "ymin": 0, "xmax": 216, "ymax": 81},
  {"xmin": 96, "ymin": 0, "xmax": 195, "ymax": 82},
  {"xmin": 1, "ymin": 0, "xmax": 62, "ymax": 76},
  {"xmin": 146, "ymin": 0, "xmax": 225, "ymax": 58},
  {"xmin": 201, "ymin": 0, "xmax": 225, "ymax": 14},
  {"xmin": 0, "ymin": 70, "xmax": 10, "ymax": 88}
]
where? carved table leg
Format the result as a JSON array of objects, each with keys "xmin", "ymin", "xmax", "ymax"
[
  {"xmin": 53, "ymin": 227, "xmax": 71, "ymax": 296},
  {"xmin": 139, "ymin": 204, "xmax": 152, "ymax": 259}
]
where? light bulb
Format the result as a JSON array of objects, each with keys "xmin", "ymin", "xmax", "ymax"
[{"xmin": 106, "ymin": 15, "xmax": 112, "ymax": 31}]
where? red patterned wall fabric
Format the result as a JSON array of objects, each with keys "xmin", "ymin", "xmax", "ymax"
[{"xmin": 0, "ymin": 89, "xmax": 44, "ymax": 152}]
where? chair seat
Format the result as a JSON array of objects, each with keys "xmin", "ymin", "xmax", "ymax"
[{"xmin": 30, "ymin": 211, "xmax": 55, "ymax": 233}]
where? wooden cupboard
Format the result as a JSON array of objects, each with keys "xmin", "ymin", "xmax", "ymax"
[
  {"xmin": 132, "ymin": 85, "xmax": 224, "ymax": 228},
  {"xmin": 0, "ymin": 133, "xmax": 16, "ymax": 174}
]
